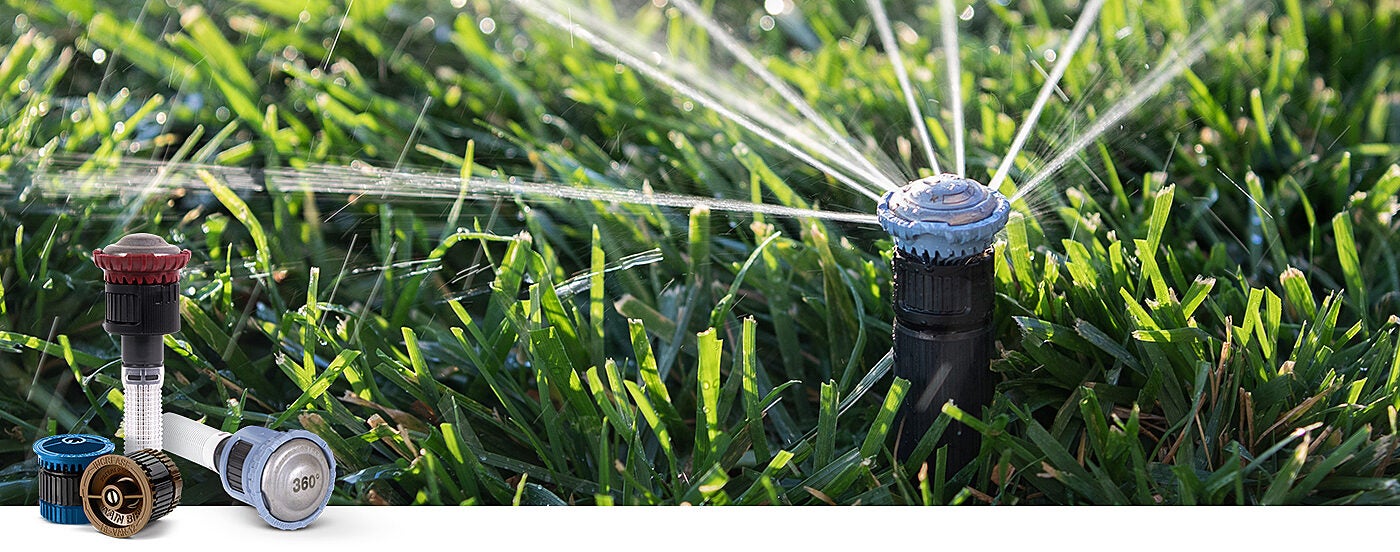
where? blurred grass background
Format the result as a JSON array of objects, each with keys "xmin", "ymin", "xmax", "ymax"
[{"xmin": 0, "ymin": 0, "xmax": 1398, "ymax": 505}]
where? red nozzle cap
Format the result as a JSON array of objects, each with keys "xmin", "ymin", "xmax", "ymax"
[{"xmin": 93, "ymin": 233, "xmax": 192, "ymax": 285}]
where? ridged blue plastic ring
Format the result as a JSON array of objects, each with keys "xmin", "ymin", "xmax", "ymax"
[{"xmin": 33, "ymin": 434, "xmax": 115, "ymax": 524}]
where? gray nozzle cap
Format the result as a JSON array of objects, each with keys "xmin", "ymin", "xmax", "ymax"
[
  {"xmin": 877, "ymin": 174, "xmax": 1010, "ymax": 261},
  {"xmin": 218, "ymin": 426, "xmax": 335, "ymax": 530},
  {"xmin": 262, "ymin": 438, "xmax": 333, "ymax": 524},
  {"xmin": 100, "ymin": 233, "xmax": 182, "ymax": 255}
]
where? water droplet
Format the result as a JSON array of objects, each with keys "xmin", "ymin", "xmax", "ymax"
[
  {"xmin": 113, "ymin": 121, "xmax": 125, "ymax": 134},
  {"xmin": 92, "ymin": 48, "xmax": 107, "ymax": 64},
  {"xmin": 759, "ymin": 15, "xmax": 775, "ymax": 31},
  {"xmin": 479, "ymin": 17, "xmax": 496, "ymax": 34},
  {"xmin": 1043, "ymin": 49, "xmax": 1057, "ymax": 62},
  {"xmin": 959, "ymin": 6, "xmax": 974, "ymax": 20},
  {"xmin": 450, "ymin": 0, "xmax": 465, "ymax": 7},
  {"xmin": 215, "ymin": 106, "xmax": 230, "ymax": 121},
  {"xmin": 764, "ymin": 0, "xmax": 786, "ymax": 15}
]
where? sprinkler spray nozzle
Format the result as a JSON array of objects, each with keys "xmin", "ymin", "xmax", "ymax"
[
  {"xmin": 93, "ymin": 233, "xmax": 191, "ymax": 454},
  {"xmin": 162, "ymin": 413, "xmax": 335, "ymax": 530},
  {"xmin": 33, "ymin": 434, "xmax": 116, "ymax": 524},
  {"xmin": 878, "ymin": 173, "xmax": 1009, "ymax": 262},
  {"xmin": 79, "ymin": 449, "xmax": 183, "ymax": 538},
  {"xmin": 879, "ymin": 175, "xmax": 1008, "ymax": 470}
]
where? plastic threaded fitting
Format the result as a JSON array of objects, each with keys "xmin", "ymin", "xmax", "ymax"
[
  {"xmin": 880, "ymin": 175, "xmax": 1008, "ymax": 468},
  {"xmin": 33, "ymin": 434, "xmax": 116, "ymax": 524},
  {"xmin": 163, "ymin": 413, "xmax": 335, "ymax": 530},
  {"xmin": 80, "ymin": 449, "xmax": 182, "ymax": 538},
  {"xmin": 93, "ymin": 233, "xmax": 190, "ymax": 454}
]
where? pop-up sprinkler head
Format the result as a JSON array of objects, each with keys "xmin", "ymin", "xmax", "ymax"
[
  {"xmin": 33, "ymin": 434, "xmax": 116, "ymax": 524},
  {"xmin": 93, "ymin": 233, "xmax": 191, "ymax": 453},
  {"xmin": 162, "ymin": 413, "xmax": 335, "ymax": 530},
  {"xmin": 878, "ymin": 174, "xmax": 1008, "ymax": 470},
  {"xmin": 79, "ymin": 449, "xmax": 182, "ymax": 538}
]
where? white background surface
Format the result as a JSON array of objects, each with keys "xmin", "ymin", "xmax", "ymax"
[{"xmin": 0, "ymin": 506, "xmax": 1393, "ymax": 550}]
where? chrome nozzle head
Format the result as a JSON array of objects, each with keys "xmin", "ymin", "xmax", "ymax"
[{"xmin": 877, "ymin": 174, "xmax": 1009, "ymax": 261}]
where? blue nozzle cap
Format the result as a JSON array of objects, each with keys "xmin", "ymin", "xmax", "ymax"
[
  {"xmin": 216, "ymin": 426, "xmax": 335, "ymax": 530},
  {"xmin": 33, "ymin": 434, "xmax": 115, "ymax": 524},
  {"xmin": 877, "ymin": 174, "xmax": 1010, "ymax": 261}
]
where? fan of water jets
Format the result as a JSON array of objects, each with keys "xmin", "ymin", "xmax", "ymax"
[
  {"xmin": 509, "ymin": 0, "xmax": 1259, "ymax": 206},
  {"xmin": 18, "ymin": 0, "xmax": 1261, "ymax": 231}
]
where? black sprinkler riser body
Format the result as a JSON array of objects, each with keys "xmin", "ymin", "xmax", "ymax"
[
  {"xmin": 103, "ymin": 282, "xmax": 182, "ymax": 336},
  {"xmin": 890, "ymin": 247, "xmax": 996, "ymax": 470},
  {"xmin": 104, "ymin": 282, "xmax": 181, "ymax": 368}
]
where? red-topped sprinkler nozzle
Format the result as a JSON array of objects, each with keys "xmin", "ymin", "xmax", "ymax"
[
  {"xmin": 93, "ymin": 233, "xmax": 191, "ymax": 454},
  {"xmin": 93, "ymin": 233, "xmax": 192, "ymax": 285}
]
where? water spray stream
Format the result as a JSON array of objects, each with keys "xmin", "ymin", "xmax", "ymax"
[
  {"xmin": 512, "ymin": 0, "xmax": 891, "ymax": 199},
  {"xmin": 937, "ymin": 0, "xmax": 966, "ymax": 176},
  {"xmin": 868, "ymin": 0, "xmax": 941, "ymax": 175},
  {"xmin": 25, "ymin": 159, "xmax": 881, "ymax": 225},
  {"xmin": 670, "ymin": 0, "xmax": 902, "ymax": 188},
  {"xmin": 1012, "ymin": 0, "xmax": 1248, "ymax": 202},
  {"xmin": 987, "ymin": 0, "xmax": 1106, "ymax": 191}
]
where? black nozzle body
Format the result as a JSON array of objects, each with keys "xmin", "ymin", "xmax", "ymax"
[
  {"xmin": 105, "ymin": 282, "xmax": 181, "ymax": 367},
  {"xmin": 891, "ymin": 247, "xmax": 995, "ymax": 470}
]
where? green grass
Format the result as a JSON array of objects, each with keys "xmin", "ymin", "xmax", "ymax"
[{"xmin": 0, "ymin": 0, "xmax": 1398, "ymax": 505}]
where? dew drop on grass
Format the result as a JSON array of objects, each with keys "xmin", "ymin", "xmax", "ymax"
[
  {"xmin": 479, "ymin": 17, "xmax": 496, "ymax": 34},
  {"xmin": 759, "ymin": 15, "xmax": 775, "ymax": 31},
  {"xmin": 93, "ymin": 48, "xmax": 107, "ymax": 64},
  {"xmin": 450, "ymin": 0, "xmax": 466, "ymax": 7},
  {"xmin": 960, "ymin": 6, "xmax": 974, "ymax": 20}
]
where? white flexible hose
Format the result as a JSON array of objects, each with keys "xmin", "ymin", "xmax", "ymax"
[{"xmin": 162, "ymin": 412, "xmax": 231, "ymax": 472}]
